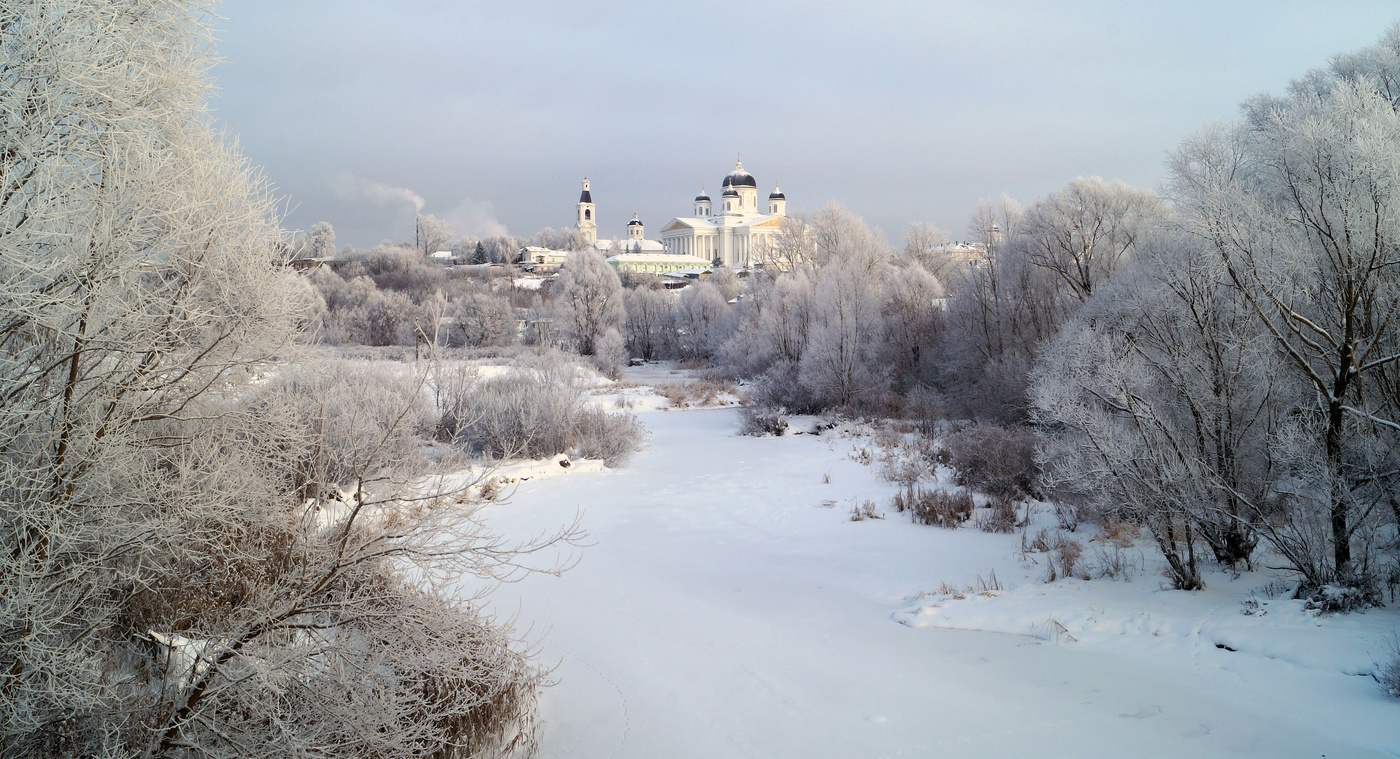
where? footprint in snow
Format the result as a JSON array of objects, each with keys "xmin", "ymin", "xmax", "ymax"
[{"xmin": 1119, "ymin": 705, "xmax": 1163, "ymax": 719}]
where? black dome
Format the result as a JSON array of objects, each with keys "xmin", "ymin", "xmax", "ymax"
[
  {"xmin": 721, "ymin": 187, "xmax": 740, "ymax": 197},
  {"xmin": 769, "ymin": 189, "xmax": 785, "ymax": 200},
  {"xmin": 722, "ymin": 170, "xmax": 757, "ymax": 189},
  {"xmin": 695, "ymin": 193, "xmax": 710, "ymax": 202},
  {"xmin": 627, "ymin": 218, "xmax": 643, "ymax": 226}
]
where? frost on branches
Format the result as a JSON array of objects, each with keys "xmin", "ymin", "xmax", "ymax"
[{"xmin": 0, "ymin": 3, "xmax": 558, "ymax": 757}]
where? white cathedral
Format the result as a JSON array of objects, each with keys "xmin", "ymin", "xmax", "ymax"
[
  {"xmin": 571, "ymin": 159, "xmax": 791, "ymax": 271},
  {"xmin": 658, "ymin": 159, "xmax": 789, "ymax": 268}
]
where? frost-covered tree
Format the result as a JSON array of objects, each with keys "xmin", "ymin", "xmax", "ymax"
[
  {"xmin": 902, "ymin": 222, "xmax": 957, "ymax": 282},
  {"xmin": 939, "ymin": 196, "xmax": 1049, "ymax": 419},
  {"xmin": 707, "ymin": 265, "xmax": 742, "ymax": 301},
  {"xmin": 1168, "ymin": 49, "xmax": 1400, "ymax": 586},
  {"xmin": 623, "ymin": 287, "xmax": 674, "ymax": 361},
  {"xmin": 450, "ymin": 290, "xmax": 517, "ymax": 347},
  {"xmin": 309, "ymin": 220, "xmax": 336, "ymax": 258},
  {"xmin": 811, "ymin": 202, "xmax": 889, "ymax": 273},
  {"xmin": 798, "ymin": 258, "xmax": 889, "ymax": 406},
  {"xmin": 675, "ymin": 282, "xmax": 731, "ymax": 359},
  {"xmin": 0, "ymin": 4, "xmax": 552, "ymax": 756},
  {"xmin": 553, "ymin": 249, "xmax": 625, "ymax": 355},
  {"xmin": 1021, "ymin": 177, "xmax": 1169, "ymax": 303},
  {"xmin": 416, "ymin": 212, "xmax": 454, "ymax": 256},
  {"xmin": 719, "ymin": 264, "xmax": 816, "ymax": 378},
  {"xmin": 1032, "ymin": 234, "xmax": 1279, "ymax": 588},
  {"xmin": 882, "ymin": 261, "xmax": 944, "ymax": 391},
  {"xmin": 594, "ymin": 327, "xmax": 628, "ymax": 379}
]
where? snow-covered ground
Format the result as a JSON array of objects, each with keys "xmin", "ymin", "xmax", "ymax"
[{"xmin": 458, "ymin": 384, "xmax": 1400, "ymax": 757}]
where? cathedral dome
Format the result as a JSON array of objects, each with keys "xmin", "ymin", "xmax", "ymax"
[
  {"xmin": 721, "ymin": 187, "xmax": 740, "ymax": 197},
  {"xmin": 627, "ymin": 217, "xmax": 643, "ymax": 227},
  {"xmin": 695, "ymin": 190, "xmax": 711, "ymax": 202},
  {"xmin": 721, "ymin": 158, "xmax": 757, "ymax": 189},
  {"xmin": 769, "ymin": 186, "xmax": 785, "ymax": 200}
]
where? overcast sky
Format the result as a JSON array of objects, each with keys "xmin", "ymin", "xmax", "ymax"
[{"xmin": 211, "ymin": 1, "xmax": 1398, "ymax": 250}]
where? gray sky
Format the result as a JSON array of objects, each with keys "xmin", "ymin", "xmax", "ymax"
[{"xmin": 212, "ymin": 1, "xmax": 1399, "ymax": 250}]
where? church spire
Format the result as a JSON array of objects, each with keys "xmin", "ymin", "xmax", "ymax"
[{"xmin": 577, "ymin": 177, "xmax": 596, "ymax": 245}]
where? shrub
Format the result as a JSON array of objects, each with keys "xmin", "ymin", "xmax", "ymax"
[
  {"xmin": 656, "ymin": 378, "xmax": 733, "ymax": 408},
  {"xmin": 974, "ymin": 495, "xmax": 1019, "ymax": 533},
  {"xmin": 850, "ymin": 500, "xmax": 883, "ymax": 521},
  {"xmin": 573, "ymin": 406, "xmax": 648, "ymax": 465},
  {"xmin": 1047, "ymin": 534, "xmax": 1084, "ymax": 581},
  {"xmin": 437, "ymin": 353, "xmax": 645, "ymax": 465},
  {"xmin": 738, "ymin": 405, "xmax": 788, "ymax": 437},
  {"xmin": 1378, "ymin": 634, "xmax": 1400, "ymax": 699},
  {"xmin": 1300, "ymin": 580, "xmax": 1382, "ymax": 614},
  {"xmin": 1088, "ymin": 543, "xmax": 1143, "ymax": 580},
  {"xmin": 749, "ymin": 361, "xmax": 826, "ymax": 415},
  {"xmin": 449, "ymin": 291, "xmax": 517, "ymax": 348},
  {"xmin": 905, "ymin": 488, "xmax": 974, "ymax": 528},
  {"xmin": 1053, "ymin": 500, "xmax": 1082, "ymax": 532},
  {"xmin": 943, "ymin": 423, "xmax": 1038, "ymax": 498},
  {"xmin": 246, "ymin": 361, "xmax": 432, "ymax": 497},
  {"xmin": 439, "ymin": 374, "xmax": 577, "ymax": 459}
]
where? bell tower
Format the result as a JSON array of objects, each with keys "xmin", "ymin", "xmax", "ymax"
[{"xmin": 577, "ymin": 178, "xmax": 597, "ymax": 245}]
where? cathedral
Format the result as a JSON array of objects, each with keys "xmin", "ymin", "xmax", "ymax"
[
  {"xmin": 566, "ymin": 160, "xmax": 793, "ymax": 272},
  {"xmin": 658, "ymin": 159, "xmax": 789, "ymax": 269}
]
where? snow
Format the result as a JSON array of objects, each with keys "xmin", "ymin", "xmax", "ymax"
[{"xmin": 458, "ymin": 400, "xmax": 1400, "ymax": 757}]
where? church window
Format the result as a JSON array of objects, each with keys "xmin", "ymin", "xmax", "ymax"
[{"xmin": 585, "ymin": 209, "xmax": 591, "ymax": 220}]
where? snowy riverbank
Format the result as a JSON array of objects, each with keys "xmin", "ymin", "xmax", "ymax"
[{"xmin": 457, "ymin": 394, "xmax": 1399, "ymax": 758}]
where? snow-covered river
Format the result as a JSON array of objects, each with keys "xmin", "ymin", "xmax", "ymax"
[{"xmin": 464, "ymin": 406, "xmax": 1398, "ymax": 758}]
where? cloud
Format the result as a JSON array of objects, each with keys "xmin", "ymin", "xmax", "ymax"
[{"xmin": 444, "ymin": 198, "xmax": 509, "ymax": 239}]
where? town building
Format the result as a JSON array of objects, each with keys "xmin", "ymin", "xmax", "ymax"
[{"xmin": 605, "ymin": 251, "xmax": 712, "ymax": 275}]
